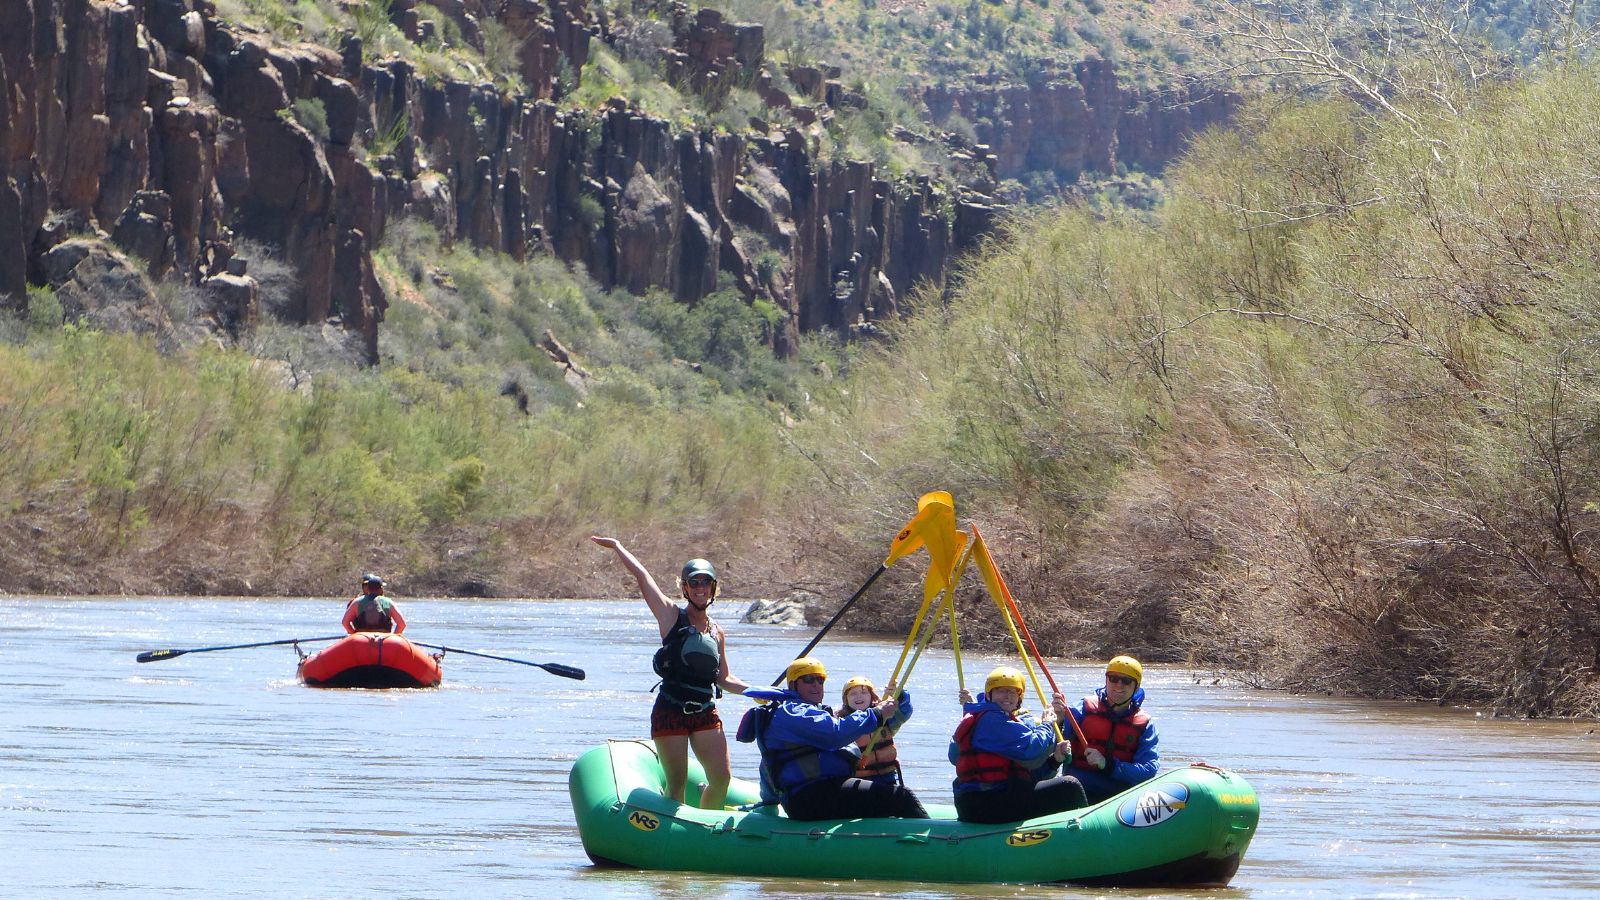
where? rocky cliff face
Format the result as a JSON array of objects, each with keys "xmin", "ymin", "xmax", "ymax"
[
  {"xmin": 0, "ymin": 0, "xmax": 1234, "ymax": 361},
  {"xmin": 922, "ymin": 59, "xmax": 1240, "ymax": 182}
]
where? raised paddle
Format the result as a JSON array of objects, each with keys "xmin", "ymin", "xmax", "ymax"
[
  {"xmin": 972, "ymin": 525, "xmax": 1090, "ymax": 750},
  {"xmin": 770, "ymin": 492, "xmax": 956, "ymax": 684},
  {"xmin": 771, "ymin": 563, "xmax": 888, "ymax": 684},
  {"xmin": 407, "ymin": 642, "xmax": 586, "ymax": 679},
  {"xmin": 135, "ymin": 635, "xmax": 346, "ymax": 663}
]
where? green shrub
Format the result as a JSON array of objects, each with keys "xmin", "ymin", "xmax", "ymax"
[
  {"xmin": 576, "ymin": 194, "xmax": 605, "ymax": 231},
  {"xmin": 292, "ymin": 97, "xmax": 330, "ymax": 140},
  {"xmin": 26, "ymin": 285, "xmax": 65, "ymax": 332}
]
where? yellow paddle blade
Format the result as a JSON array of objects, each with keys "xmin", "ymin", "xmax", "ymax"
[
  {"xmin": 972, "ymin": 529, "xmax": 1009, "ymax": 610},
  {"xmin": 922, "ymin": 516, "xmax": 966, "ymax": 594},
  {"xmin": 883, "ymin": 491, "xmax": 955, "ymax": 566},
  {"xmin": 921, "ymin": 531, "xmax": 968, "ymax": 596}
]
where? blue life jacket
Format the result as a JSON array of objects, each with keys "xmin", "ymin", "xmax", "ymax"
[{"xmin": 736, "ymin": 690, "xmax": 876, "ymax": 800}]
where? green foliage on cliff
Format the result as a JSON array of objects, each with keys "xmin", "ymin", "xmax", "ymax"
[
  {"xmin": 370, "ymin": 218, "xmax": 838, "ymax": 408},
  {"xmin": 215, "ymin": 0, "xmax": 527, "ymax": 92},
  {"xmin": 719, "ymin": 0, "xmax": 1197, "ymax": 86}
]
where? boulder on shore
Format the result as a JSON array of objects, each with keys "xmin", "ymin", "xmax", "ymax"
[{"xmin": 741, "ymin": 591, "xmax": 816, "ymax": 626}]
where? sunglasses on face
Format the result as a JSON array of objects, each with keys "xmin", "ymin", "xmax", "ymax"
[
  {"xmin": 687, "ymin": 576, "xmax": 715, "ymax": 587},
  {"xmin": 1106, "ymin": 674, "xmax": 1135, "ymax": 686},
  {"xmin": 796, "ymin": 675, "xmax": 825, "ymax": 685}
]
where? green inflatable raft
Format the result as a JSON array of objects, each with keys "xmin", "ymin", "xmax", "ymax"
[{"xmin": 568, "ymin": 740, "xmax": 1260, "ymax": 887}]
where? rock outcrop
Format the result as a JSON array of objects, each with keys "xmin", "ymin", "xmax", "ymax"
[
  {"xmin": 741, "ymin": 591, "xmax": 816, "ymax": 627},
  {"xmin": 921, "ymin": 59, "xmax": 1240, "ymax": 182},
  {"xmin": 0, "ymin": 0, "xmax": 1235, "ymax": 359}
]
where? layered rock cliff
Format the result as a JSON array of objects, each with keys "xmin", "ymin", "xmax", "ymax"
[{"xmin": 0, "ymin": 0, "xmax": 1235, "ymax": 362}]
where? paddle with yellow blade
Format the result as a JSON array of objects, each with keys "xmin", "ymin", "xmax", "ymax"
[
  {"xmin": 881, "ymin": 499, "xmax": 967, "ymax": 692},
  {"xmin": 896, "ymin": 534, "xmax": 975, "ymax": 690},
  {"xmin": 772, "ymin": 491, "xmax": 958, "ymax": 684},
  {"xmin": 858, "ymin": 502, "xmax": 970, "ymax": 769},
  {"xmin": 971, "ymin": 524, "xmax": 1089, "ymax": 750}
]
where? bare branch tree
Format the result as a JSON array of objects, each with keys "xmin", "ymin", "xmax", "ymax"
[{"xmin": 1182, "ymin": 1, "xmax": 1520, "ymax": 150}]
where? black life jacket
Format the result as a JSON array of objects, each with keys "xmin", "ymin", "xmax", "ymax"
[
  {"xmin": 653, "ymin": 608, "xmax": 721, "ymax": 713},
  {"xmin": 348, "ymin": 594, "xmax": 394, "ymax": 632}
]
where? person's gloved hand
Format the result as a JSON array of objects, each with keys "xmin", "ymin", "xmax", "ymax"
[{"xmin": 1084, "ymin": 747, "xmax": 1107, "ymax": 770}]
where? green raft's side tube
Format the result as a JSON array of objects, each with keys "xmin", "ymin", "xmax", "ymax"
[{"xmin": 568, "ymin": 740, "xmax": 1259, "ymax": 887}]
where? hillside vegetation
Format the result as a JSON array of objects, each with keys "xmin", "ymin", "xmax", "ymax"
[
  {"xmin": 803, "ymin": 60, "xmax": 1600, "ymax": 717},
  {"xmin": 7, "ymin": 0, "xmax": 1600, "ymax": 717},
  {"xmin": 0, "ymin": 233, "xmax": 834, "ymax": 600},
  {"xmin": 10, "ymin": 59, "xmax": 1600, "ymax": 715}
]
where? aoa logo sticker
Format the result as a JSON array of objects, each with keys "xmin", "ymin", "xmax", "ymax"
[
  {"xmin": 627, "ymin": 810, "xmax": 661, "ymax": 832},
  {"xmin": 1116, "ymin": 783, "xmax": 1190, "ymax": 828},
  {"xmin": 1006, "ymin": 829, "xmax": 1051, "ymax": 848}
]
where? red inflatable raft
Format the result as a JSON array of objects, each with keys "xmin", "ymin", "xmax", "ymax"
[{"xmin": 297, "ymin": 633, "xmax": 442, "ymax": 688}]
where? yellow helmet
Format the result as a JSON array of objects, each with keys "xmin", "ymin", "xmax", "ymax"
[
  {"xmin": 785, "ymin": 657, "xmax": 827, "ymax": 684},
  {"xmin": 841, "ymin": 675, "xmax": 876, "ymax": 701},
  {"xmin": 1106, "ymin": 655, "xmax": 1143, "ymax": 685},
  {"xmin": 985, "ymin": 666, "xmax": 1026, "ymax": 694}
]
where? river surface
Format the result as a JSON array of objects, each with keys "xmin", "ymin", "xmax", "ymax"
[{"xmin": 4, "ymin": 596, "xmax": 1599, "ymax": 898}]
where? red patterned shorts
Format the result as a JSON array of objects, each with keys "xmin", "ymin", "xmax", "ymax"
[{"xmin": 650, "ymin": 697, "xmax": 723, "ymax": 738}]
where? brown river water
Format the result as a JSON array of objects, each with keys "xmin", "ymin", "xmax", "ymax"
[{"xmin": 4, "ymin": 596, "xmax": 1599, "ymax": 898}]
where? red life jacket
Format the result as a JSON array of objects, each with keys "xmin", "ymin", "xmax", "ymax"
[
  {"xmin": 1071, "ymin": 694, "xmax": 1149, "ymax": 769},
  {"xmin": 953, "ymin": 711, "xmax": 1033, "ymax": 789},
  {"xmin": 855, "ymin": 725, "xmax": 898, "ymax": 779}
]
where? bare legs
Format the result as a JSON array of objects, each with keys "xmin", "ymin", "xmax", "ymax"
[
  {"xmin": 689, "ymin": 728, "xmax": 732, "ymax": 809},
  {"xmin": 654, "ymin": 735, "xmax": 691, "ymax": 803},
  {"xmin": 653, "ymin": 729, "xmax": 732, "ymax": 809}
]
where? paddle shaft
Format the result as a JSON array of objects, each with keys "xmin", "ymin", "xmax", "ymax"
[
  {"xmin": 407, "ymin": 642, "xmax": 585, "ymax": 679},
  {"xmin": 135, "ymin": 635, "xmax": 346, "ymax": 663},
  {"xmin": 772, "ymin": 563, "xmax": 887, "ymax": 685},
  {"xmin": 978, "ymin": 529, "xmax": 1090, "ymax": 749}
]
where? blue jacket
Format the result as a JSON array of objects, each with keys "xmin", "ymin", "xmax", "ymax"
[
  {"xmin": 739, "ymin": 688, "xmax": 884, "ymax": 800},
  {"xmin": 1067, "ymin": 686, "xmax": 1160, "ymax": 797},
  {"xmin": 947, "ymin": 693, "xmax": 1060, "ymax": 794}
]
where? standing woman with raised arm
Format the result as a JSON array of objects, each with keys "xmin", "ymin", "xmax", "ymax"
[{"xmin": 591, "ymin": 537, "xmax": 750, "ymax": 809}]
